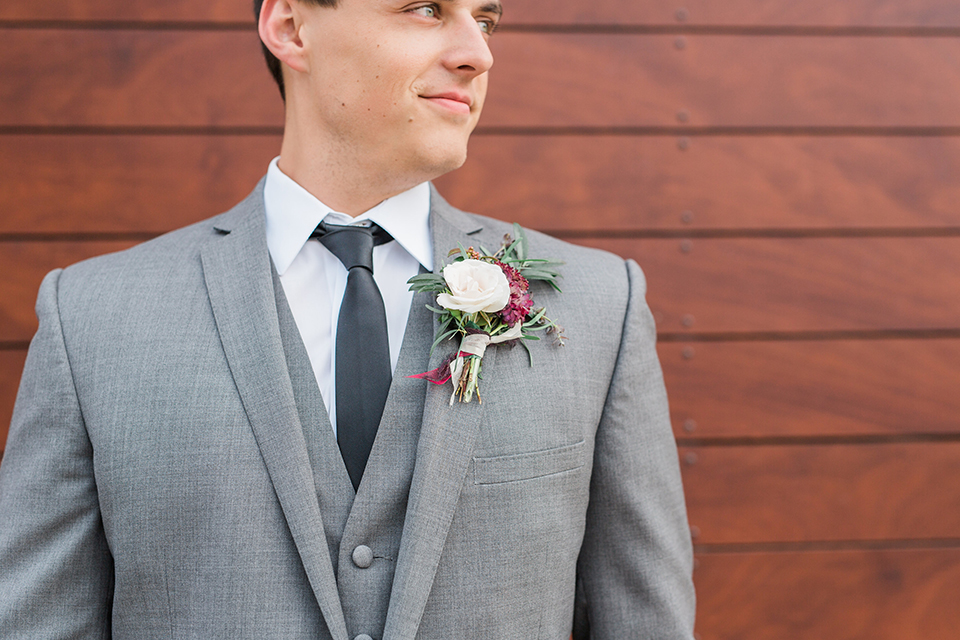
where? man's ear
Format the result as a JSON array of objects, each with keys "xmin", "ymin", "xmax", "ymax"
[{"xmin": 258, "ymin": 0, "xmax": 309, "ymax": 74}]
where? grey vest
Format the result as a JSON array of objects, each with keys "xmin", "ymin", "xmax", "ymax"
[{"xmin": 272, "ymin": 266, "xmax": 433, "ymax": 638}]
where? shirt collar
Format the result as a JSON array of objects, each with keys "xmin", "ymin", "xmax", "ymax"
[{"xmin": 263, "ymin": 156, "xmax": 434, "ymax": 275}]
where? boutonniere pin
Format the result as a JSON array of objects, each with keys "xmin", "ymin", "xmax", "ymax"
[{"xmin": 408, "ymin": 224, "xmax": 565, "ymax": 404}]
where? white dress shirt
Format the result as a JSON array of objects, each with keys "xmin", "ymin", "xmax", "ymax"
[{"xmin": 263, "ymin": 157, "xmax": 434, "ymax": 436}]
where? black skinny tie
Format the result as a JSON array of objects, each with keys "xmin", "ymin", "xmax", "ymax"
[{"xmin": 312, "ymin": 221, "xmax": 393, "ymax": 491}]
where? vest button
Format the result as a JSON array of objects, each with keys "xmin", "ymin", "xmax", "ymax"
[
  {"xmin": 355, "ymin": 635, "xmax": 374, "ymax": 640},
  {"xmin": 352, "ymin": 545, "xmax": 374, "ymax": 569}
]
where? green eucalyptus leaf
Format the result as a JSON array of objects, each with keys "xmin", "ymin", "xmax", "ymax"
[
  {"xmin": 524, "ymin": 308, "xmax": 547, "ymax": 326},
  {"xmin": 514, "ymin": 223, "xmax": 529, "ymax": 261},
  {"xmin": 519, "ymin": 339, "xmax": 533, "ymax": 366},
  {"xmin": 521, "ymin": 269, "xmax": 559, "ymax": 279},
  {"xmin": 430, "ymin": 328, "xmax": 459, "ymax": 355}
]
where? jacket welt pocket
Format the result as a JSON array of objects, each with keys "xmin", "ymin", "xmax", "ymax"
[{"xmin": 473, "ymin": 440, "xmax": 585, "ymax": 485}]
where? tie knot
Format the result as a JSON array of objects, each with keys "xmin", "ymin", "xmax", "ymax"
[{"xmin": 312, "ymin": 222, "xmax": 392, "ymax": 272}]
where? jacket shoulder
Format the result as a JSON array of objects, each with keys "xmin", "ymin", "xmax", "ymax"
[{"xmin": 58, "ymin": 184, "xmax": 263, "ymax": 291}]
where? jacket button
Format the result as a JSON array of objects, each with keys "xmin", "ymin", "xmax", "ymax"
[
  {"xmin": 354, "ymin": 635, "xmax": 374, "ymax": 640},
  {"xmin": 352, "ymin": 545, "xmax": 374, "ymax": 569}
]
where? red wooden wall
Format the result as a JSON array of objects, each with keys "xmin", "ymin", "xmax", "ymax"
[{"xmin": 3, "ymin": 1, "xmax": 960, "ymax": 638}]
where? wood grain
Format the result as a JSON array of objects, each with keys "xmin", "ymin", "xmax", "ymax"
[
  {"xmin": 505, "ymin": 0, "xmax": 960, "ymax": 27},
  {"xmin": 0, "ymin": 29, "xmax": 281, "ymax": 127},
  {"xmin": 0, "ymin": 134, "xmax": 280, "ymax": 233},
  {"xmin": 580, "ymin": 237, "xmax": 960, "ymax": 333},
  {"xmin": 0, "ymin": 241, "xmax": 140, "ymax": 342},
  {"xmin": 661, "ymin": 339, "xmax": 960, "ymax": 439},
  {"xmin": 484, "ymin": 34, "xmax": 960, "ymax": 128},
  {"xmin": 0, "ymin": 0, "xmax": 251, "ymax": 22},
  {"xmin": 4, "ymin": 31, "xmax": 960, "ymax": 128},
  {"xmin": 0, "ymin": 350, "xmax": 26, "ymax": 450},
  {"xmin": 437, "ymin": 135, "xmax": 960, "ymax": 231},
  {"xmin": 9, "ymin": 134, "xmax": 960, "ymax": 233},
  {"xmin": 2, "ymin": 0, "xmax": 958, "ymax": 27},
  {"xmin": 694, "ymin": 549, "xmax": 960, "ymax": 640},
  {"xmin": 680, "ymin": 443, "xmax": 960, "ymax": 543}
]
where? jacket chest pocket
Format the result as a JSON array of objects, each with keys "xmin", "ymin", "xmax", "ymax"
[{"xmin": 472, "ymin": 440, "xmax": 585, "ymax": 485}]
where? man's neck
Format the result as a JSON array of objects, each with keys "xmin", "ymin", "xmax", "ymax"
[{"xmin": 277, "ymin": 119, "xmax": 430, "ymax": 217}]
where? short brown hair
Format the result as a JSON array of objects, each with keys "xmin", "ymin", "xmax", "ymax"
[{"xmin": 253, "ymin": 0, "xmax": 338, "ymax": 100}]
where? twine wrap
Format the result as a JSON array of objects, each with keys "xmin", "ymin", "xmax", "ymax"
[{"xmin": 448, "ymin": 323, "xmax": 523, "ymax": 404}]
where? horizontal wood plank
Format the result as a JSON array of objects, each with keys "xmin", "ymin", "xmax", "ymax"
[
  {"xmin": 694, "ymin": 549, "xmax": 960, "ymax": 640},
  {"xmin": 506, "ymin": 0, "xmax": 960, "ymax": 27},
  {"xmin": 486, "ymin": 34, "xmax": 960, "ymax": 128},
  {"xmin": 580, "ymin": 237, "xmax": 960, "ymax": 333},
  {"xmin": 0, "ymin": 29, "xmax": 282, "ymax": 128},
  {"xmin": 438, "ymin": 135, "xmax": 960, "ymax": 231},
  {"xmin": 681, "ymin": 443, "xmax": 960, "ymax": 543},
  {"xmin": 3, "ymin": 0, "xmax": 958, "ymax": 27},
  {"xmin": 0, "ymin": 134, "xmax": 280, "ymax": 233},
  {"xmin": 9, "ymin": 134, "xmax": 960, "ymax": 233},
  {"xmin": 0, "ymin": 350, "xmax": 26, "ymax": 450},
  {"xmin": 5, "ymin": 237, "xmax": 960, "ymax": 339},
  {"xmin": 0, "ymin": 241, "xmax": 140, "ymax": 342},
  {"xmin": 0, "ymin": 0, "xmax": 252, "ymax": 23},
  {"xmin": 4, "ymin": 31, "xmax": 960, "ymax": 128},
  {"xmin": 661, "ymin": 339, "xmax": 960, "ymax": 438}
]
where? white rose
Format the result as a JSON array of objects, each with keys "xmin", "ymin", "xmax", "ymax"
[{"xmin": 436, "ymin": 259, "xmax": 510, "ymax": 314}]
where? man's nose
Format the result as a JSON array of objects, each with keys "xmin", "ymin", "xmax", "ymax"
[{"xmin": 444, "ymin": 17, "xmax": 495, "ymax": 77}]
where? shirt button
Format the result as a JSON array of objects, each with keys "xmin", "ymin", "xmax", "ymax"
[
  {"xmin": 355, "ymin": 635, "xmax": 374, "ymax": 640},
  {"xmin": 352, "ymin": 545, "xmax": 374, "ymax": 569}
]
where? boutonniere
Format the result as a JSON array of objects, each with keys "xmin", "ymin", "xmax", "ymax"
[{"xmin": 408, "ymin": 224, "xmax": 566, "ymax": 404}]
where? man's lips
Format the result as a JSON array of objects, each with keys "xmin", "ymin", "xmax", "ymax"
[{"xmin": 421, "ymin": 92, "xmax": 472, "ymax": 115}]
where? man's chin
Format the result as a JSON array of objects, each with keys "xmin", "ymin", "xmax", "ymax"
[{"xmin": 410, "ymin": 142, "xmax": 470, "ymax": 182}]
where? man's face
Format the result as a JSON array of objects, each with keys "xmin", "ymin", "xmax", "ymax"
[{"xmin": 293, "ymin": 0, "xmax": 500, "ymax": 183}]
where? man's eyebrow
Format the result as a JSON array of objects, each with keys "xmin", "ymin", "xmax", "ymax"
[
  {"xmin": 438, "ymin": 0, "xmax": 503, "ymax": 16},
  {"xmin": 479, "ymin": 2, "xmax": 503, "ymax": 16}
]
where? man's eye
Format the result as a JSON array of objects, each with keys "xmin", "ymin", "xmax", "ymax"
[
  {"xmin": 410, "ymin": 5, "xmax": 438, "ymax": 18},
  {"xmin": 477, "ymin": 19, "xmax": 497, "ymax": 34}
]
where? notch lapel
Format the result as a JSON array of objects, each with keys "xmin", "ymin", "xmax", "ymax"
[
  {"xmin": 199, "ymin": 186, "xmax": 349, "ymax": 640},
  {"xmin": 382, "ymin": 188, "xmax": 495, "ymax": 640}
]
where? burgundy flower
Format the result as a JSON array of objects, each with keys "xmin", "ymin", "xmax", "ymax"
[
  {"xmin": 500, "ymin": 295, "xmax": 531, "ymax": 326},
  {"xmin": 497, "ymin": 262, "xmax": 529, "ymax": 294},
  {"xmin": 494, "ymin": 261, "xmax": 534, "ymax": 326}
]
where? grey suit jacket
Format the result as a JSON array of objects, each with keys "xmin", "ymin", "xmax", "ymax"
[{"xmin": 0, "ymin": 182, "xmax": 695, "ymax": 639}]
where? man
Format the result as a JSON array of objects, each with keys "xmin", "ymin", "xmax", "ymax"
[{"xmin": 0, "ymin": 0, "xmax": 695, "ymax": 637}]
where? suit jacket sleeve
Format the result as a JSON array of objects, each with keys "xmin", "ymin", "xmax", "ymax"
[
  {"xmin": 0, "ymin": 270, "xmax": 114, "ymax": 638},
  {"xmin": 576, "ymin": 259, "xmax": 696, "ymax": 639}
]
